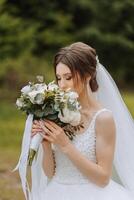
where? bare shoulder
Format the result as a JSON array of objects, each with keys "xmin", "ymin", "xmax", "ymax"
[
  {"xmin": 96, "ymin": 110, "xmax": 115, "ymax": 125},
  {"xmin": 95, "ymin": 110, "xmax": 116, "ymax": 180},
  {"xmin": 95, "ymin": 110, "xmax": 116, "ymax": 140}
]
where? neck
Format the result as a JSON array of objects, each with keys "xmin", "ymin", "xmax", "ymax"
[{"xmin": 78, "ymin": 86, "xmax": 102, "ymax": 114}]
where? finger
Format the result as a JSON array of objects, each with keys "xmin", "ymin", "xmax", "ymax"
[
  {"xmin": 41, "ymin": 126, "xmax": 56, "ymax": 140},
  {"xmin": 40, "ymin": 122, "xmax": 53, "ymax": 135},
  {"xmin": 39, "ymin": 132, "xmax": 46, "ymax": 138},
  {"xmin": 33, "ymin": 120, "xmax": 40, "ymax": 125},
  {"xmin": 41, "ymin": 121, "xmax": 56, "ymax": 133},
  {"xmin": 39, "ymin": 133, "xmax": 53, "ymax": 143},
  {"xmin": 32, "ymin": 127, "xmax": 42, "ymax": 132},
  {"xmin": 31, "ymin": 132, "xmax": 36, "ymax": 137},
  {"xmin": 32, "ymin": 127, "xmax": 42, "ymax": 131},
  {"xmin": 41, "ymin": 138, "xmax": 49, "ymax": 143},
  {"xmin": 32, "ymin": 123, "xmax": 42, "ymax": 129},
  {"xmin": 32, "ymin": 123, "xmax": 38, "ymax": 127},
  {"xmin": 43, "ymin": 135, "xmax": 53, "ymax": 143},
  {"xmin": 33, "ymin": 120, "xmax": 38, "ymax": 124},
  {"xmin": 44, "ymin": 119, "xmax": 60, "ymax": 130},
  {"xmin": 32, "ymin": 127, "xmax": 41, "ymax": 131},
  {"xmin": 31, "ymin": 131, "xmax": 42, "ymax": 137},
  {"xmin": 45, "ymin": 121, "xmax": 63, "ymax": 136}
]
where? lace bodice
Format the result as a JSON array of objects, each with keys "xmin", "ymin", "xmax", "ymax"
[{"xmin": 51, "ymin": 108, "xmax": 111, "ymax": 184}]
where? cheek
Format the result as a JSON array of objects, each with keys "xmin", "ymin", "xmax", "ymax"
[
  {"xmin": 69, "ymin": 79, "xmax": 75, "ymax": 87},
  {"xmin": 57, "ymin": 80, "xmax": 74, "ymax": 90},
  {"xmin": 65, "ymin": 80, "xmax": 75, "ymax": 91}
]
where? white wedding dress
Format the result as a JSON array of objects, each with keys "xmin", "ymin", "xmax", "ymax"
[
  {"xmin": 13, "ymin": 61, "xmax": 134, "ymax": 200},
  {"xmin": 39, "ymin": 108, "xmax": 133, "ymax": 200}
]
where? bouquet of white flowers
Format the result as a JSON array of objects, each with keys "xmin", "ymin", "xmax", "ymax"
[{"xmin": 16, "ymin": 76, "xmax": 83, "ymax": 166}]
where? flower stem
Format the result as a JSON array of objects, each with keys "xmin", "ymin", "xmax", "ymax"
[{"xmin": 28, "ymin": 148, "xmax": 36, "ymax": 166}]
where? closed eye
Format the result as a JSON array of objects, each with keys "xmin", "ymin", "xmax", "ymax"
[{"xmin": 57, "ymin": 77, "xmax": 72, "ymax": 81}]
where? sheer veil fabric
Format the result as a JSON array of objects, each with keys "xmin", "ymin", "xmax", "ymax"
[
  {"xmin": 13, "ymin": 57, "xmax": 134, "ymax": 200},
  {"xmin": 95, "ymin": 59, "xmax": 134, "ymax": 196}
]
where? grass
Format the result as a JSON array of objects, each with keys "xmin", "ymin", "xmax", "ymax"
[
  {"xmin": 0, "ymin": 91, "xmax": 134, "ymax": 200},
  {"xmin": 121, "ymin": 91, "xmax": 134, "ymax": 115},
  {"xmin": 0, "ymin": 102, "xmax": 26, "ymax": 200}
]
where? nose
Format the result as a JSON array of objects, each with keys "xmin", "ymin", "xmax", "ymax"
[{"xmin": 59, "ymin": 80, "xmax": 67, "ymax": 91}]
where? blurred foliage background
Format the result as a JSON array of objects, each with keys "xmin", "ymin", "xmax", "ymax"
[
  {"xmin": 0, "ymin": 0, "xmax": 134, "ymax": 101},
  {"xmin": 0, "ymin": 0, "xmax": 134, "ymax": 199}
]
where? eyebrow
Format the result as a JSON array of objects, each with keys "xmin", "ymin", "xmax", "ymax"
[{"xmin": 56, "ymin": 73, "xmax": 72, "ymax": 76}]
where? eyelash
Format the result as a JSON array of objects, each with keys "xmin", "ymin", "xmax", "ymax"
[{"xmin": 57, "ymin": 77, "xmax": 72, "ymax": 81}]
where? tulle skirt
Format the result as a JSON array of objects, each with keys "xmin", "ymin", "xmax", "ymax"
[{"xmin": 40, "ymin": 178, "xmax": 133, "ymax": 200}]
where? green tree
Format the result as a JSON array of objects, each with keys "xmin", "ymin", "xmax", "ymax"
[{"xmin": 0, "ymin": 0, "xmax": 134, "ymax": 90}]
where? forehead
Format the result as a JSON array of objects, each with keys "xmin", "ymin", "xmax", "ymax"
[{"xmin": 56, "ymin": 62, "xmax": 72, "ymax": 75}]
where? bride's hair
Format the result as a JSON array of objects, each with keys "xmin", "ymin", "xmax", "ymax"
[{"xmin": 53, "ymin": 42, "xmax": 99, "ymax": 92}]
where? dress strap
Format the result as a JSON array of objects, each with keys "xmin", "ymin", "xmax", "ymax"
[{"xmin": 92, "ymin": 108, "xmax": 112, "ymax": 126}]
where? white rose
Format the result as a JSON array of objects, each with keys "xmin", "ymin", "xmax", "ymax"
[
  {"xmin": 34, "ymin": 83, "xmax": 47, "ymax": 92},
  {"xmin": 70, "ymin": 111, "xmax": 81, "ymax": 126},
  {"xmin": 34, "ymin": 93, "xmax": 45, "ymax": 104},
  {"xmin": 28, "ymin": 91, "xmax": 38, "ymax": 103},
  {"xmin": 58, "ymin": 107, "xmax": 81, "ymax": 126},
  {"xmin": 36, "ymin": 75, "xmax": 44, "ymax": 82},
  {"xmin": 68, "ymin": 91, "xmax": 78, "ymax": 99},
  {"xmin": 28, "ymin": 91, "xmax": 45, "ymax": 104},
  {"xmin": 16, "ymin": 98, "xmax": 25, "ymax": 108},
  {"xmin": 21, "ymin": 85, "xmax": 32, "ymax": 95},
  {"xmin": 58, "ymin": 108, "xmax": 70, "ymax": 123},
  {"xmin": 75, "ymin": 102, "xmax": 81, "ymax": 110},
  {"xmin": 48, "ymin": 81, "xmax": 59, "ymax": 91}
]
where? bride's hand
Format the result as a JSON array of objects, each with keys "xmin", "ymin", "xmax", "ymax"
[
  {"xmin": 31, "ymin": 120, "xmax": 51, "ymax": 145},
  {"xmin": 39, "ymin": 119, "xmax": 71, "ymax": 149},
  {"xmin": 31, "ymin": 120, "xmax": 42, "ymax": 137}
]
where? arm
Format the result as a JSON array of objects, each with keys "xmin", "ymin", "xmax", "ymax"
[
  {"xmin": 60, "ymin": 112, "xmax": 116, "ymax": 187},
  {"xmin": 42, "ymin": 142, "xmax": 56, "ymax": 179}
]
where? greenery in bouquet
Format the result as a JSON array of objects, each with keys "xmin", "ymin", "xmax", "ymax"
[{"xmin": 16, "ymin": 76, "xmax": 84, "ymax": 141}]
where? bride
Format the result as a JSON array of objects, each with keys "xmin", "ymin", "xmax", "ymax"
[{"xmin": 15, "ymin": 42, "xmax": 134, "ymax": 200}]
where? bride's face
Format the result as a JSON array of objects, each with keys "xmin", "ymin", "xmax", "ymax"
[{"xmin": 56, "ymin": 62, "xmax": 84, "ymax": 95}]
